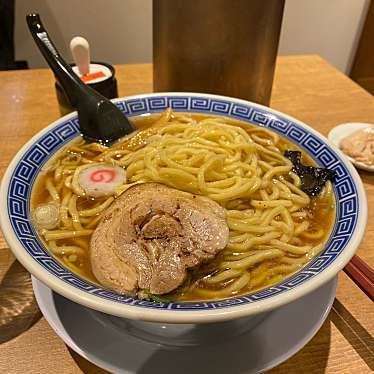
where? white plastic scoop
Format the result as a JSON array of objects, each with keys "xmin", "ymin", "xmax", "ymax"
[{"xmin": 70, "ymin": 36, "xmax": 90, "ymax": 75}]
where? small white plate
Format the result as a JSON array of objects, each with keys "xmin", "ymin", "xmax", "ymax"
[
  {"xmin": 328, "ymin": 122, "xmax": 374, "ymax": 172},
  {"xmin": 32, "ymin": 276, "xmax": 337, "ymax": 374}
]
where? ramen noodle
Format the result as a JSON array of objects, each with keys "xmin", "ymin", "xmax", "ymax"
[{"xmin": 31, "ymin": 110, "xmax": 335, "ymax": 301}]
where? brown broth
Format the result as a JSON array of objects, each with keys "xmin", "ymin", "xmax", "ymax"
[{"xmin": 31, "ymin": 113, "xmax": 336, "ymax": 301}]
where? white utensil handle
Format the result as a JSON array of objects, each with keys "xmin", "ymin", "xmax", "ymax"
[{"xmin": 70, "ymin": 36, "xmax": 90, "ymax": 75}]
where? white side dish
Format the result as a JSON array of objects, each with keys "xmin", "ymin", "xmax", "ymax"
[{"xmin": 328, "ymin": 122, "xmax": 374, "ymax": 172}]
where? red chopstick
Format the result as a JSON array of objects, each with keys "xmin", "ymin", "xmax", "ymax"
[{"xmin": 344, "ymin": 255, "xmax": 374, "ymax": 301}]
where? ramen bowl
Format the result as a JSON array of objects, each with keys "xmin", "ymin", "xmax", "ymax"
[{"xmin": 0, "ymin": 93, "xmax": 367, "ymax": 324}]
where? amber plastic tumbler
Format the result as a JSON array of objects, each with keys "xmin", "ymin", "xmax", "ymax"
[{"xmin": 153, "ymin": 0, "xmax": 285, "ymax": 106}]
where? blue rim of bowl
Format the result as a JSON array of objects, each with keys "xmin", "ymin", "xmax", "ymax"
[{"xmin": 5, "ymin": 94, "xmax": 359, "ymax": 311}]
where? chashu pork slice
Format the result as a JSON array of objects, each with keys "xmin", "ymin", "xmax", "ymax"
[{"xmin": 90, "ymin": 183, "xmax": 229, "ymax": 296}]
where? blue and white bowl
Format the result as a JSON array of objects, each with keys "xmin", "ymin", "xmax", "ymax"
[{"xmin": 0, "ymin": 93, "xmax": 367, "ymax": 323}]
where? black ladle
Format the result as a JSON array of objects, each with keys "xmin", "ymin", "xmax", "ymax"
[{"xmin": 26, "ymin": 13, "xmax": 135, "ymax": 145}]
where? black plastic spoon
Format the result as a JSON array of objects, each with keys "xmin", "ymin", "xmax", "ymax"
[{"xmin": 26, "ymin": 13, "xmax": 135, "ymax": 145}]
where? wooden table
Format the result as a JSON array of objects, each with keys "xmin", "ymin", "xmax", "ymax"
[{"xmin": 0, "ymin": 56, "xmax": 373, "ymax": 373}]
